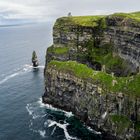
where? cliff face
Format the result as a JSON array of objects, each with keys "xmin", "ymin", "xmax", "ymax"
[
  {"xmin": 53, "ymin": 14, "xmax": 140, "ymax": 68},
  {"xmin": 43, "ymin": 12, "xmax": 140, "ymax": 139},
  {"xmin": 43, "ymin": 61, "xmax": 140, "ymax": 139},
  {"xmin": 47, "ymin": 14, "xmax": 140, "ymax": 75},
  {"xmin": 105, "ymin": 15, "xmax": 140, "ymax": 69}
]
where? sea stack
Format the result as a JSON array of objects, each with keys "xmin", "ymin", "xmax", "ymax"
[{"xmin": 32, "ymin": 51, "xmax": 39, "ymax": 67}]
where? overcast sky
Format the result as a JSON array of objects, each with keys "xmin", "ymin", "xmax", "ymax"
[{"xmin": 0, "ymin": 0, "xmax": 139, "ymax": 25}]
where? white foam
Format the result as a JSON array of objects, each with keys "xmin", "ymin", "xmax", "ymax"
[
  {"xmin": 29, "ymin": 120, "xmax": 33, "ymax": 128},
  {"xmin": 26, "ymin": 99, "xmax": 78, "ymax": 140},
  {"xmin": 38, "ymin": 65, "xmax": 45, "ymax": 69},
  {"xmin": 87, "ymin": 126, "xmax": 101, "ymax": 135},
  {"xmin": 38, "ymin": 130, "xmax": 46, "ymax": 138},
  {"xmin": 47, "ymin": 119, "xmax": 77, "ymax": 140},
  {"xmin": 26, "ymin": 103, "xmax": 47, "ymax": 138},
  {"xmin": 26, "ymin": 103, "xmax": 44, "ymax": 119},
  {"xmin": 48, "ymin": 120, "xmax": 57, "ymax": 127},
  {"xmin": 23, "ymin": 64, "xmax": 33, "ymax": 72},
  {"xmin": 29, "ymin": 128, "xmax": 46, "ymax": 138},
  {"xmin": 101, "ymin": 111, "xmax": 107, "ymax": 119},
  {"xmin": 0, "ymin": 72, "xmax": 19, "ymax": 85},
  {"xmin": 0, "ymin": 64, "xmax": 33, "ymax": 85},
  {"xmin": 0, "ymin": 64, "xmax": 45, "ymax": 85},
  {"xmin": 51, "ymin": 126, "xmax": 56, "ymax": 136},
  {"xmin": 26, "ymin": 104, "xmax": 33, "ymax": 116},
  {"xmin": 38, "ymin": 98, "xmax": 73, "ymax": 118}
]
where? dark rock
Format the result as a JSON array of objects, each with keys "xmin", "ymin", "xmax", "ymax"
[{"xmin": 32, "ymin": 51, "xmax": 39, "ymax": 67}]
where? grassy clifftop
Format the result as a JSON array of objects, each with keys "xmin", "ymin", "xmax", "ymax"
[
  {"xmin": 110, "ymin": 11, "xmax": 140, "ymax": 22},
  {"xmin": 49, "ymin": 11, "xmax": 140, "ymax": 96},
  {"xmin": 48, "ymin": 60, "xmax": 140, "ymax": 97},
  {"xmin": 54, "ymin": 15, "xmax": 106, "ymax": 28},
  {"xmin": 47, "ymin": 45, "xmax": 69, "ymax": 55},
  {"xmin": 55, "ymin": 11, "xmax": 140, "ymax": 28}
]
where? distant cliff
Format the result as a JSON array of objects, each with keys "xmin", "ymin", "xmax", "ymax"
[{"xmin": 43, "ymin": 12, "xmax": 140, "ymax": 139}]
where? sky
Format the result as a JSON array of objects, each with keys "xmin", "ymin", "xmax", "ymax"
[{"xmin": 0, "ymin": 0, "xmax": 140, "ymax": 25}]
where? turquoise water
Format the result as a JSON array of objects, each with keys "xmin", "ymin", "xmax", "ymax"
[{"xmin": 0, "ymin": 23, "xmax": 102, "ymax": 140}]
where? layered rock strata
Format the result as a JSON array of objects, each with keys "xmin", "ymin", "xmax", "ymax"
[{"xmin": 43, "ymin": 12, "xmax": 140, "ymax": 139}]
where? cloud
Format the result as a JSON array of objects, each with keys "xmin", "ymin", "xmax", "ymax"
[
  {"xmin": 0, "ymin": 1, "xmax": 43, "ymax": 19},
  {"xmin": 0, "ymin": 0, "xmax": 139, "ymax": 24}
]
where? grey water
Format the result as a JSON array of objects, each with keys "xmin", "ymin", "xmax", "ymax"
[{"xmin": 0, "ymin": 23, "xmax": 102, "ymax": 140}]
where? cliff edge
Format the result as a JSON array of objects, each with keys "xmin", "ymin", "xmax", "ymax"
[{"xmin": 43, "ymin": 12, "xmax": 140, "ymax": 139}]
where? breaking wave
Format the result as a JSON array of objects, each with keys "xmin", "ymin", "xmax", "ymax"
[
  {"xmin": 26, "ymin": 98, "xmax": 102, "ymax": 139},
  {"xmin": 26, "ymin": 98, "xmax": 78, "ymax": 140},
  {"xmin": 46, "ymin": 119, "xmax": 77, "ymax": 140},
  {"xmin": 38, "ymin": 98, "xmax": 73, "ymax": 118}
]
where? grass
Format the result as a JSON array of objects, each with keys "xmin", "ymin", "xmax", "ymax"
[
  {"xmin": 55, "ymin": 11, "xmax": 140, "ymax": 29},
  {"xmin": 102, "ymin": 53, "xmax": 129, "ymax": 72},
  {"xmin": 127, "ymin": 75, "xmax": 140, "ymax": 96},
  {"xmin": 47, "ymin": 60, "xmax": 140, "ymax": 97},
  {"xmin": 70, "ymin": 16, "xmax": 105, "ymax": 27},
  {"xmin": 110, "ymin": 11, "xmax": 140, "ymax": 22},
  {"xmin": 48, "ymin": 60, "xmax": 94, "ymax": 79},
  {"xmin": 47, "ymin": 46, "xmax": 69, "ymax": 55},
  {"xmin": 55, "ymin": 15, "xmax": 106, "ymax": 28},
  {"xmin": 136, "ymin": 123, "xmax": 140, "ymax": 132},
  {"xmin": 88, "ymin": 44, "xmax": 113, "ymax": 63},
  {"xmin": 84, "ymin": 42, "xmax": 130, "ymax": 76},
  {"xmin": 111, "ymin": 115, "xmax": 131, "ymax": 134},
  {"xmin": 111, "ymin": 115, "xmax": 130, "ymax": 124}
]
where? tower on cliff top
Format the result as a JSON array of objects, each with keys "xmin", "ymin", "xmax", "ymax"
[{"xmin": 68, "ymin": 12, "xmax": 72, "ymax": 17}]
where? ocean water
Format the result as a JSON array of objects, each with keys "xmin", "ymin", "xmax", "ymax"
[{"xmin": 0, "ymin": 23, "xmax": 102, "ymax": 140}]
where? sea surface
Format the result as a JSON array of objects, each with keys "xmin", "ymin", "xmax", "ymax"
[{"xmin": 0, "ymin": 23, "xmax": 102, "ymax": 140}]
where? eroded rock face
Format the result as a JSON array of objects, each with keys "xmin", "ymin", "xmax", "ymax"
[
  {"xmin": 53, "ymin": 25, "xmax": 93, "ymax": 46},
  {"xmin": 43, "ymin": 67, "xmax": 140, "ymax": 139},
  {"xmin": 50, "ymin": 16, "xmax": 140, "ymax": 74},
  {"xmin": 43, "ymin": 15, "xmax": 140, "ymax": 139},
  {"xmin": 46, "ymin": 45, "xmax": 77, "ymax": 65},
  {"xmin": 104, "ymin": 16, "xmax": 140, "ymax": 69}
]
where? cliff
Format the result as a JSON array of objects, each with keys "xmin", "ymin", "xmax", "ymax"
[{"xmin": 43, "ymin": 12, "xmax": 140, "ymax": 139}]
